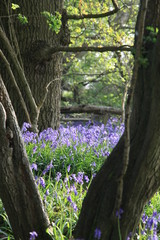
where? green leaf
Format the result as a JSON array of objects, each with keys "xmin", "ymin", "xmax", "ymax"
[
  {"xmin": 41, "ymin": 11, "xmax": 62, "ymax": 34},
  {"xmin": 17, "ymin": 13, "xmax": 28, "ymax": 24},
  {"xmin": 11, "ymin": 3, "xmax": 20, "ymax": 10}
]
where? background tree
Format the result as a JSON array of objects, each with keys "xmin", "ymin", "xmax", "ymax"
[{"xmin": 62, "ymin": 0, "xmax": 138, "ymax": 111}]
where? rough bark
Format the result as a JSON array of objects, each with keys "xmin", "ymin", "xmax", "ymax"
[
  {"xmin": 74, "ymin": 0, "xmax": 160, "ymax": 239},
  {"xmin": 0, "ymin": 0, "xmax": 64, "ymax": 131},
  {"xmin": 0, "ymin": 75, "xmax": 52, "ymax": 240},
  {"xmin": 114, "ymin": 0, "xmax": 148, "ymax": 216}
]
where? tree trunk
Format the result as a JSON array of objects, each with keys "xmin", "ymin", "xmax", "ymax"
[
  {"xmin": 0, "ymin": 0, "xmax": 65, "ymax": 130},
  {"xmin": 74, "ymin": 0, "xmax": 160, "ymax": 239},
  {"xmin": 0, "ymin": 75, "xmax": 52, "ymax": 240}
]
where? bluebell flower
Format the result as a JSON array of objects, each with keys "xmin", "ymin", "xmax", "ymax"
[
  {"xmin": 45, "ymin": 189, "xmax": 49, "ymax": 196},
  {"xmin": 126, "ymin": 232, "xmax": 132, "ymax": 240},
  {"xmin": 67, "ymin": 195, "xmax": 72, "ymax": 203},
  {"xmin": 67, "ymin": 164, "xmax": 71, "ymax": 173},
  {"xmin": 33, "ymin": 146, "xmax": 37, "ymax": 154},
  {"xmin": 116, "ymin": 208, "xmax": 124, "ymax": 219},
  {"xmin": 77, "ymin": 172, "xmax": 84, "ymax": 185},
  {"xmin": 73, "ymin": 185, "xmax": 78, "ymax": 196},
  {"xmin": 55, "ymin": 172, "xmax": 62, "ymax": 182},
  {"xmin": 93, "ymin": 173, "xmax": 96, "ymax": 178},
  {"xmin": 92, "ymin": 162, "xmax": 96, "ymax": 167},
  {"xmin": 39, "ymin": 177, "xmax": 45, "ymax": 188},
  {"xmin": 29, "ymin": 231, "xmax": 38, "ymax": 240},
  {"xmin": 148, "ymin": 234, "xmax": 158, "ymax": 240},
  {"xmin": 142, "ymin": 213, "xmax": 148, "ymax": 224},
  {"xmin": 22, "ymin": 122, "xmax": 31, "ymax": 132},
  {"xmin": 146, "ymin": 217, "xmax": 154, "ymax": 231},
  {"xmin": 71, "ymin": 202, "xmax": 78, "ymax": 211},
  {"xmin": 84, "ymin": 175, "xmax": 89, "ymax": 183},
  {"xmin": 43, "ymin": 189, "xmax": 50, "ymax": 200},
  {"xmin": 71, "ymin": 173, "xmax": 77, "ymax": 183},
  {"xmin": 31, "ymin": 163, "xmax": 37, "ymax": 171},
  {"xmin": 141, "ymin": 230, "xmax": 146, "ymax": 235},
  {"xmin": 43, "ymin": 160, "xmax": 53, "ymax": 175},
  {"xmin": 64, "ymin": 177, "xmax": 68, "ymax": 183},
  {"xmin": 41, "ymin": 142, "xmax": 46, "ymax": 148},
  {"xmin": 94, "ymin": 228, "xmax": 101, "ymax": 239},
  {"xmin": 157, "ymin": 213, "xmax": 160, "ymax": 222},
  {"xmin": 153, "ymin": 211, "xmax": 157, "ymax": 217}
]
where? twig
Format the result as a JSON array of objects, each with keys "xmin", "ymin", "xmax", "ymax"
[{"xmin": 38, "ymin": 78, "xmax": 61, "ymax": 109}]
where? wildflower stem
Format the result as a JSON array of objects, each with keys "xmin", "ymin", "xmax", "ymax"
[{"xmin": 118, "ymin": 218, "xmax": 122, "ymax": 240}]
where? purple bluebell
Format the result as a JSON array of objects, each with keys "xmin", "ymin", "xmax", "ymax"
[
  {"xmin": 45, "ymin": 189, "xmax": 49, "ymax": 196},
  {"xmin": 141, "ymin": 230, "xmax": 146, "ymax": 235},
  {"xmin": 64, "ymin": 177, "xmax": 69, "ymax": 183},
  {"xmin": 126, "ymin": 232, "xmax": 132, "ymax": 240},
  {"xmin": 146, "ymin": 217, "xmax": 154, "ymax": 231},
  {"xmin": 142, "ymin": 213, "xmax": 148, "ymax": 224},
  {"xmin": 152, "ymin": 211, "xmax": 157, "ymax": 217},
  {"xmin": 55, "ymin": 172, "xmax": 62, "ymax": 182},
  {"xmin": 94, "ymin": 228, "xmax": 101, "ymax": 240},
  {"xmin": 39, "ymin": 177, "xmax": 45, "ymax": 188},
  {"xmin": 29, "ymin": 231, "xmax": 38, "ymax": 240},
  {"xmin": 84, "ymin": 175, "xmax": 89, "ymax": 183},
  {"xmin": 22, "ymin": 122, "xmax": 31, "ymax": 132},
  {"xmin": 77, "ymin": 172, "xmax": 84, "ymax": 185},
  {"xmin": 43, "ymin": 160, "xmax": 53, "ymax": 175},
  {"xmin": 41, "ymin": 142, "xmax": 46, "ymax": 148},
  {"xmin": 31, "ymin": 163, "xmax": 38, "ymax": 171},
  {"xmin": 116, "ymin": 208, "xmax": 124, "ymax": 219},
  {"xmin": 73, "ymin": 185, "xmax": 78, "ymax": 196},
  {"xmin": 33, "ymin": 146, "xmax": 37, "ymax": 154},
  {"xmin": 92, "ymin": 162, "xmax": 96, "ymax": 167},
  {"xmin": 71, "ymin": 202, "xmax": 78, "ymax": 212},
  {"xmin": 71, "ymin": 174, "xmax": 77, "ymax": 182},
  {"xmin": 67, "ymin": 164, "xmax": 71, "ymax": 173},
  {"xmin": 148, "ymin": 235, "xmax": 158, "ymax": 240},
  {"xmin": 67, "ymin": 195, "xmax": 72, "ymax": 203}
]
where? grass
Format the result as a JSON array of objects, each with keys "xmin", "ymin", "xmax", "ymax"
[{"xmin": 0, "ymin": 118, "xmax": 160, "ymax": 239}]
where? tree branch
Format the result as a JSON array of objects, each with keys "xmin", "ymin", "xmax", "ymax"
[
  {"xmin": 0, "ymin": 102, "xmax": 7, "ymax": 133},
  {"xmin": 66, "ymin": 0, "xmax": 119, "ymax": 20},
  {"xmin": 27, "ymin": 44, "xmax": 132, "ymax": 64},
  {"xmin": 63, "ymin": 70, "xmax": 117, "ymax": 87},
  {"xmin": 38, "ymin": 78, "xmax": 61, "ymax": 109},
  {"xmin": 0, "ymin": 50, "xmax": 31, "ymax": 124},
  {"xmin": 64, "ymin": 72, "xmax": 106, "ymax": 76},
  {"xmin": 0, "ymin": 26, "xmax": 39, "ymax": 131},
  {"xmin": 61, "ymin": 105, "xmax": 122, "ymax": 115},
  {"xmin": 51, "ymin": 45, "xmax": 132, "ymax": 54}
]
